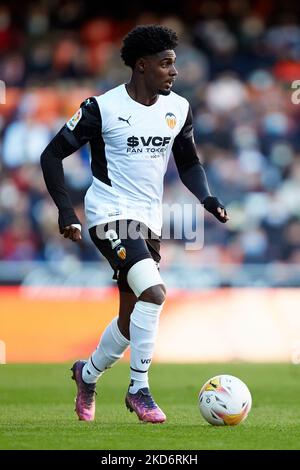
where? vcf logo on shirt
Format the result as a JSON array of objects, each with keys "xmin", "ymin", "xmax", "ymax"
[
  {"xmin": 165, "ymin": 112, "xmax": 177, "ymax": 129},
  {"xmin": 126, "ymin": 135, "xmax": 171, "ymax": 155}
]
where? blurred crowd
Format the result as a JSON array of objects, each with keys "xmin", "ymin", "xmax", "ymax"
[{"xmin": 1, "ymin": 0, "xmax": 300, "ymax": 269}]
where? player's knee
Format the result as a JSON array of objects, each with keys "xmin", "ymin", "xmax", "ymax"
[
  {"xmin": 139, "ymin": 284, "xmax": 166, "ymax": 305},
  {"xmin": 127, "ymin": 258, "xmax": 165, "ymax": 299}
]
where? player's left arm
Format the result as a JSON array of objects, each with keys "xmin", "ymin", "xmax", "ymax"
[{"xmin": 172, "ymin": 105, "xmax": 229, "ymax": 223}]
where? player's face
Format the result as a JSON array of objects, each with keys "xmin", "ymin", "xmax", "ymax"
[{"xmin": 144, "ymin": 50, "xmax": 178, "ymax": 96}]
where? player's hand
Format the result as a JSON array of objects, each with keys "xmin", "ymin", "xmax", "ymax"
[
  {"xmin": 61, "ymin": 224, "xmax": 82, "ymax": 242},
  {"xmin": 202, "ymin": 196, "xmax": 229, "ymax": 223}
]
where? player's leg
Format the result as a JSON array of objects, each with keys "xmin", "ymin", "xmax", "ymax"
[
  {"xmin": 117, "ymin": 289, "xmax": 137, "ymax": 339},
  {"xmin": 72, "ymin": 288, "xmax": 136, "ymax": 421},
  {"xmin": 71, "ymin": 221, "xmax": 162, "ymax": 422},
  {"xmin": 71, "ymin": 224, "xmax": 135, "ymax": 421},
  {"xmin": 125, "ymin": 258, "xmax": 167, "ymax": 423},
  {"xmin": 82, "ymin": 288, "xmax": 135, "ymax": 381}
]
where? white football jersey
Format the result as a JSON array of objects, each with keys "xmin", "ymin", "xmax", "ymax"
[{"xmin": 84, "ymin": 84, "xmax": 189, "ymax": 235}]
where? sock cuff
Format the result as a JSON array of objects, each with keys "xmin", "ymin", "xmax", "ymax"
[
  {"xmin": 137, "ymin": 300, "xmax": 164, "ymax": 315},
  {"xmin": 131, "ymin": 301, "xmax": 162, "ymax": 329},
  {"xmin": 111, "ymin": 317, "xmax": 130, "ymax": 346}
]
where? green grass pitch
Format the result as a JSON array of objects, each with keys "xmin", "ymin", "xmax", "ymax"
[{"xmin": 0, "ymin": 363, "xmax": 300, "ymax": 450}]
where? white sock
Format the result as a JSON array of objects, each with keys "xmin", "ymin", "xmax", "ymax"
[
  {"xmin": 129, "ymin": 300, "xmax": 163, "ymax": 394},
  {"xmin": 82, "ymin": 317, "xmax": 129, "ymax": 384}
]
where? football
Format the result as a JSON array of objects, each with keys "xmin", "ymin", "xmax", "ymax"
[{"xmin": 198, "ymin": 375, "xmax": 252, "ymax": 426}]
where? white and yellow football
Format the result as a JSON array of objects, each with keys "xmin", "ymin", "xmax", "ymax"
[{"xmin": 198, "ymin": 375, "xmax": 252, "ymax": 426}]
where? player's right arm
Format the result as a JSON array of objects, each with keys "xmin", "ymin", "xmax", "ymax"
[{"xmin": 40, "ymin": 97, "xmax": 100, "ymax": 240}]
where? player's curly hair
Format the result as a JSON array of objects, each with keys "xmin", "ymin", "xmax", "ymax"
[{"xmin": 121, "ymin": 25, "xmax": 178, "ymax": 69}]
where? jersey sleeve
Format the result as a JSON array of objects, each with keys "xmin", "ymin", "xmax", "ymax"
[
  {"xmin": 61, "ymin": 97, "xmax": 101, "ymax": 148},
  {"xmin": 40, "ymin": 97, "xmax": 101, "ymax": 231},
  {"xmin": 172, "ymin": 105, "xmax": 199, "ymax": 172},
  {"xmin": 172, "ymin": 105, "xmax": 211, "ymax": 203}
]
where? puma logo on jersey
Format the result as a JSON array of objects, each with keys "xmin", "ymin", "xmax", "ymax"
[{"xmin": 118, "ymin": 116, "xmax": 131, "ymax": 126}]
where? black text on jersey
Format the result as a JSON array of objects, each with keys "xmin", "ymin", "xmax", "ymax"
[{"xmin": 127, "ymin": 136, "xmax": 171, "ymax": 147}]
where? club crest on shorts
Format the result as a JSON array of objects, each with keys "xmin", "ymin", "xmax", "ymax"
[
  {"xmin": 66, "ymin": 108, "xmax": 82, "ymax": 130},
  {"xmin": 165, "ymin": 112, "xmax": 176, "ymax": 129},
  {"xmin": 117, "ymin": 246, "xmax": 126, "ymax": 260}
]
